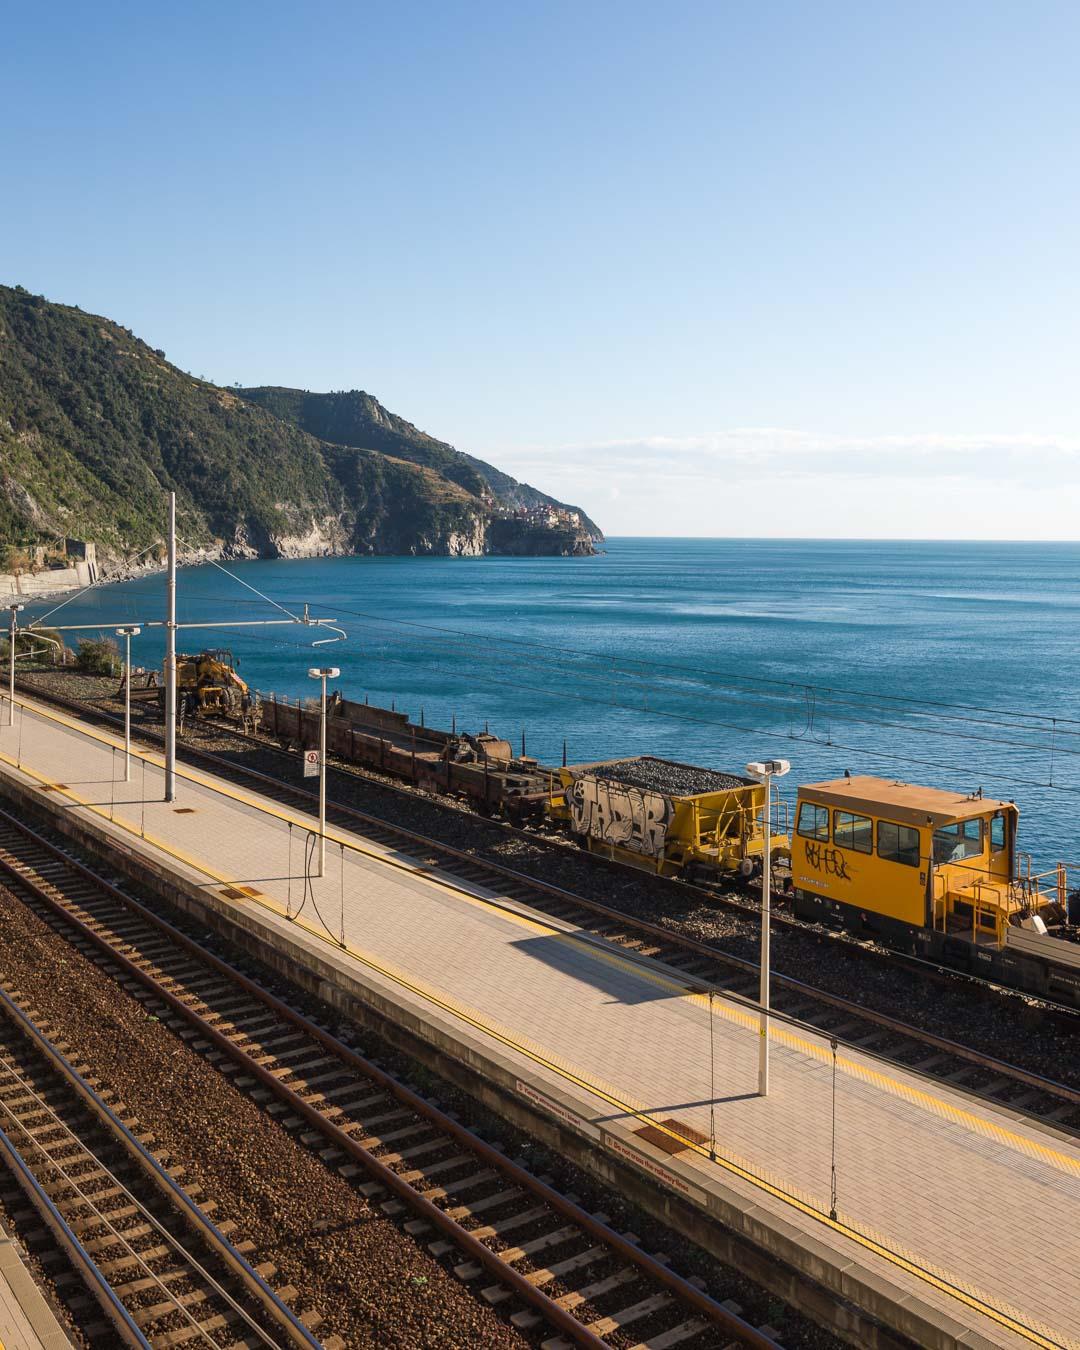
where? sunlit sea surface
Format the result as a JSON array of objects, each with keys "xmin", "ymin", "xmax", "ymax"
[{"xmin": 24, "ymin": 538, "xmax": 1080, "ymax": 863}]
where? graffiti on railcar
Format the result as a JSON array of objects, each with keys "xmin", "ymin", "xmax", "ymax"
[{"xmin": 568, "ymin": 776, "xmax": 673, "ymax": 857}]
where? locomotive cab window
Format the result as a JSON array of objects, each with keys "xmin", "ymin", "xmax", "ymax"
[
  {"xmin": 877, "ymin": 820, "xmax": 921, "ymax": 867},
  {"xmin": 990, "ymin": 813, "xmax": 1006, "ymax": 851},
  {"xmin": 797, "ymin": 802, "xmax": 830, "ymax": 841},
  {"xmin": 932, "ymin": 818, "xmax": 983, "ymax": 864},
  {"xmin": 834, "ymin": 810, "xmax": 872, "ymax": 853}
]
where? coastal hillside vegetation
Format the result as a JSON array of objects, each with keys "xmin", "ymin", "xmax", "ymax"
[
  {"xmin": 0, "ymin": 284, "xmax": 600, "ymax": 563},
  {"xmin": 238, "ymin": 386, "xmax": 602, "ymax": 536}
]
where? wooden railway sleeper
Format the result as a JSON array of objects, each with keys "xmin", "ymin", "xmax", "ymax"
[
  {"xmin": 0, "ymin": 983, "xmax": 325, "ymax": 1350},
  {"xmin": 0, "ymin": 813, "xmax": 778, "ymax": 1350},
  {"xmin": 4, "ymin": 733, "xmax": 1079, "ymax": 1114}
]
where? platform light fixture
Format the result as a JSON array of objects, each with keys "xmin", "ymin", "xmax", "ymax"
[
  {"xmin": 308, "ymin": 666, "xmax": 341, "ymax": 877},
  {"xmin": 6, "ymin": 603, "xmax": 25, "ymax": 728},
  {"xmin": 744, "ymin": 758, "xmax": 791, "ymax": 1097},
  {"xmin": 116, "ymin": 626, "xmax": 142, "ymax": 782}
]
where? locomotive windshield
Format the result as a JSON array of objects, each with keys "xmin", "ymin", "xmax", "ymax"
[{"xmin": 932, "ymin": 818, "xmax": 983, "ymax": 864}]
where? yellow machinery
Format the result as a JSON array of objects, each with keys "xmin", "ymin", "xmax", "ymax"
[
  {"xmin": 788, "ymin": 775, "xmax": 1064, "ymax": 944},
  {"xmin": 162, "ymin": 649, "xmax": 248, "ymax": 716},
  {"xmin": 557, "ymin": 755, "xmax": 788, "ymax": 880}
]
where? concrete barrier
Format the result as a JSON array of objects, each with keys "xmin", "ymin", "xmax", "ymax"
[{"xmin": 0, "ymin": 562, "xmax": 96, "ymax": 600}]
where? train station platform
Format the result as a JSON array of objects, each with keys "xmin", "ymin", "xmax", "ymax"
[
  {"xmin": 0, "ymin": 693, "xmax": 1077, "ymax": 1350},
  {"xmin": 0, "ymin": 1221, "xmax": 73, "ymax": 1350}
]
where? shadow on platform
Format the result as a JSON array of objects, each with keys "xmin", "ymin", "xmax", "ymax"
[{"xmin": 510, "ymin": 931, "xmax": 686, "ymax": 1005}]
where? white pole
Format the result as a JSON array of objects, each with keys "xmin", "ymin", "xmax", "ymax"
[
  {"xmin": 758, "ymin": 773, "xmax": 772, "ymax": 1097},
  {"xmin": 318, "ymin": 672, "xmax": 327, "ymax": 878},
  {"xmin": 123, "ymin": 632, "xmax": 132, "ymax": 782},
  {"xmin": 164, "ymin": 492, "xmax": 177, "ymax": 802},
  {"xmin": 6, "ymin": 609, "xmax": 14, "ymax": 728}
]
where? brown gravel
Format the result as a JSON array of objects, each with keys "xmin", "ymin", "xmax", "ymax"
[
  {"xmin": 0, "ymin": 814, "xmax": 845, "ymax": 1348},
  {"xmin": 0, "ymin": 880, "xmax": 526, "ymax": 1349},
  {"xmin": 21, "ymin": 667, "xmax": 1080, "ymax": 1095}
]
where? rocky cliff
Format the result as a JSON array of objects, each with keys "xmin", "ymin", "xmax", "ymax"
[
  {"xmin": 0, "ymin": 285, "xmax": 600, "ymax": 565},
  {"xmin": 238, "ymin": 386, "xmax": 604, "ymax": 542}
]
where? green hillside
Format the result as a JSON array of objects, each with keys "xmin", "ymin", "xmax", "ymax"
[
  {"xmin": 0, "ymin": 285, "xmax": 598, "ymax": 563},
  {"xmin": 238, "ymin": 385, "xmax": 603, "ymax": 538}
]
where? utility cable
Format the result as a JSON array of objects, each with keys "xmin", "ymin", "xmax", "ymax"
[
  {"xmin": 29, "ymin": 540, "xmax": 162, "ymax": 627},
  {"xmin": 343, "ymin": 641, "xmax": 1080, "ymax": 797},
  {"xmin": 177, "ymin": 542, "xmax": 305, "ymax": 623},
  {"xmin": 339, "ymin": 622, "xmax": 1080, "ymax": 759}
]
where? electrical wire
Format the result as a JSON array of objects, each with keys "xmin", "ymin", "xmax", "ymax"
[
  {"xmin": 340, "ymin": 638, "xmax": 1080, "ymax": 797},
  {"xmin": 176, "ymin": 542, "xmax": 306, "ymax": 623},
  {"xmin": 29, "ymin": 540, "xmax": 162, "ymax": 627},
  {"xmin": 97, "ymin": 583, "xmax": 1080, "ymax": 751},
  {"xmin": 301, "ymin": 620, "xmax": 1080, "ymax": 779},
  {"xmin": 187, "ymin": 592, "xmax": 1080, "ymax": 732},
  {"xmin": 38, "ymin": 576, "xmax": 1080, "ymax": 798}
]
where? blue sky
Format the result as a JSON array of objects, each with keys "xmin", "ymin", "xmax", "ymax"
[{"xmin": 3, "ymin": 1, "xmax": 1078, "ymax": 538}]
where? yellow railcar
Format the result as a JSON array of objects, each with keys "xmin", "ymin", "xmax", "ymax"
[
  {"xmin": 558, "ymin": 756, "xmax": 786, "ymax": 880},
  {"xmin": 790, "ymin": 775, "xmax": 1036, "ymax": 944}
]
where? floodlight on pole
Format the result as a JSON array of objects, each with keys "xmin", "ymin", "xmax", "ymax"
[
  {"xmin": 308, "ymin": 666, "xmax": 341, "ymax": 877},
  {"xmin": 744, "ymin": 757, "xmax": 790, "ymax": 1098},
  {"xmin": 164, "ymin": 491, "xmax": 177, "ymax": 802},
  {"xmin": 7, "ymin": 603, "xmax": 25, "ymax": 728},
  {"xmin": 116, "ymin": 626, "xmax": 141, "ymax": 782}
]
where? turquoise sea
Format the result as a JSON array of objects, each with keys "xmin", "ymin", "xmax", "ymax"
[{"xmin": 21, "ymin": 538, "xmax": 1080, "ymax": 862}]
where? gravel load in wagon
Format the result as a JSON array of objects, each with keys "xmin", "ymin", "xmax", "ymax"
[{"xmin": 584, "ymin": 756, "xmax": 754, "ymax": 796}]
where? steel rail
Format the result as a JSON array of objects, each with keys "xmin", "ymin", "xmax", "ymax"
[
  {"xmin": 0, "ymin": 1055, "xmax": 243, "ymax": 1350},
  {"xmin": 0, "ymin": 981, "xmax": 323, "ymax": 1350},
  {"xmin": 0, "ymin": 807, "xmax": 780, "ymax": 1350},
  {"xmin": 0, "ymin": 1119, "xmax": 152, "ymax": 1348},
  {"xmin": 13, "ymin": 680, "xmax": 1080, "ymax": 1109}
]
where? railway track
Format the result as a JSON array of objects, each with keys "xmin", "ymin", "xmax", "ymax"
[
  {"xmin": 0, "ymin": 806, "xmax": 786, "ymax": 1350},
  {"xmin": 0, "ymin": 975, "xmax": 324, "ymax": 1349},
  {"xmin": 14, "ymin": 680, "xmax": 1080, "ymax": 1138}
]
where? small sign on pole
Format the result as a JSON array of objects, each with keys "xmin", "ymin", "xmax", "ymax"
[{"xmin": 303, "ymin": 748, "xmax": 320, "ymax": 779}]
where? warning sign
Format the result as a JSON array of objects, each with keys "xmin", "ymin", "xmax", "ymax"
[{"xmin": 303, "ymin": 749, "xmax": 320, "ymax": 778}]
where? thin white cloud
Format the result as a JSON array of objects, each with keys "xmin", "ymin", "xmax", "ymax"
[
  {"xmin": 481, "ymin": 427, "xmax": 1080, "ymax": 538},
  {"xmin": 504, "ymin": 427, "xmax": 1080, "ymax": 458},
  {"xmin": 490, "ymin": 428, "xmax": 1080, "ymax": 485}
]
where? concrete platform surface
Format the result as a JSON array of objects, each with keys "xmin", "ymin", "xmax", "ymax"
[
  {"xmin": 1, "ymin": 694, "xmax": 1078, "ymax": 1350},
  {"xmin": 0, "ymin": 1221, "xmax": 73, "ymax": 1350}
]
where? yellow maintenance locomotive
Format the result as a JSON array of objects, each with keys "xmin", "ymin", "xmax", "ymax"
[
  {"xmin": 157, "ymin": 649, "xmax": 249, "ymax": 717},
  {"xmin": 790, "ymin": 775, "xmax": 1078, "ymax": 1004},
  {"xmin": 252, "ymin": 691, "xmax": 1080, "ymax": 1005}
]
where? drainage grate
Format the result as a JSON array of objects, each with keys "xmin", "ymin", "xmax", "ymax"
[{"xmin": 634, "ymin": 1117, "xmax": 710, "ymax": 1156}]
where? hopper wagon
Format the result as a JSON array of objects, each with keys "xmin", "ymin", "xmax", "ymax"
[
  {"xmin": 247, "ymin": 690, "xmax": 1080, "ymax": 1006},
  {"xmin": 557, "ymin": 755, "xmax": 789, "ymax": 881}
]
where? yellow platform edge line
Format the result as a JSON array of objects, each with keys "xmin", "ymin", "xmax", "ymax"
[
  {"xmin": 13, "ymin": 693, "xmax": 1080, "ymax": 1178},
  {"xmin": 23, "ymin": 693, "xmax": 1078, "ymax": 1181},
  {"xmin": 1, "ymin": 702, "xmax": 1075, "ymax": 1349}
]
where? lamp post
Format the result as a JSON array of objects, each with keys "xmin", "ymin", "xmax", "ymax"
[
  {"xmin": 116, "ymin": 626, "xmax": 141, "ymax": 782},
  {"xmin": 164, "ymin": 491, "xmax": 177, "ymax": 802},
  {"xmin": 7, "ymin": 603, "xmax": 25, "ymax": 727},
  {"xmin": 307, "ymin": 666, "xmax": 340, "ymax": 877},
  {"xmin": 745, "ymin": 757, "xmax": 791, "ymax": 1097}
]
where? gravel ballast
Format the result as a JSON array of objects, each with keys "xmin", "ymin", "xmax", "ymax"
[
  {"xmin": 20, "ymin": 671, "xmax": 1080, "ymax": 1094},
  {"xmin": 0, "ymin": 882, "xmax": 527, "ymax": 1349},
  {"xmin": 576, "ymin": 756, "xmax": 754, "ymax": 796}
]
